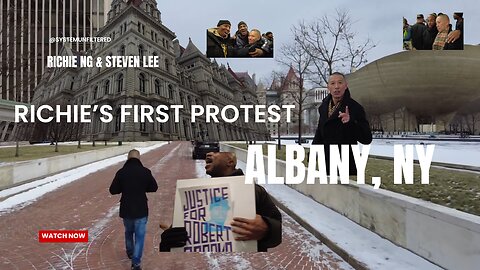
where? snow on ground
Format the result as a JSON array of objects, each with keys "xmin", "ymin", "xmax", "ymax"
[
  {"xmin": 194, "ymin": 159, "xmax": 352, "ymax": 269},
  {"xmin": 369, "ymin": 139, "xmax": 480, "ymax": 167},
  {"xmin": 204, "ymin": 252, "xmax": 253, "ymax": 270},
  {"xmin": 234, "ymin": 159, "xmax": 442, "ymax": 270},
  {"xmin": 262, "ymin": 139, "xmax": 480, "ymax": 167},
  {"xmin": 0, "ymin": 142, "xmax": 168, "ymax": 215}
]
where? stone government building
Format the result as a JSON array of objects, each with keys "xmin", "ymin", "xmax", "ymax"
[{"xmin": 25, "ymin": 0, "xmax": 270, "ymax": 142}]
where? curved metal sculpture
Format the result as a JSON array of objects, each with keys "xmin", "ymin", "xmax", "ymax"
[{"xmin": 347, "ymin": 45, "xmax": 480, "ymax": 117}]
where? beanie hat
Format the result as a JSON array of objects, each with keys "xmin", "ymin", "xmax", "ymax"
[{"xmin": 217, "ymin": 20, "xmax": 231, "ymax": 27}]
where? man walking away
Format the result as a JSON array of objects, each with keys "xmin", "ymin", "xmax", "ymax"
[{"xmin": 110, "ymin": 149, "xmax": 158, "ymax": 270}]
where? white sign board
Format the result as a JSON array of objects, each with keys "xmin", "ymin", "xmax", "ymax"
[{"xmin": 172, "ymin": 176, "xmax": 256, "ymax": 252}]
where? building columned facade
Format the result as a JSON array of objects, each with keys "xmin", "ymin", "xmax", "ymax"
[
  {"xmin": 26, "ymin": 0, "xmax": 269, "ymax": 142},
  {"xmin": 0, "ymin": 0, "xmax": 110, "ymax": 103},
  {"xmin": 0, "ymin": 0, "xmax": 110, "ymax": 142}
]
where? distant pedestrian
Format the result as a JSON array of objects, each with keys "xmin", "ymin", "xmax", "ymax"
[{"xmin": 109, "ymin": 149, "xmax": 158, "ymax": 270}]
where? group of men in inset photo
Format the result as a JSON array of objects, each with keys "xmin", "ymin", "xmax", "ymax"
[
  {"xmin": 403, "ymin": 12, "xmax": 463, "ymax": 50},
  {"xmin": 206, "ymin": 20, "xmax": 274, "ymax": 58}
]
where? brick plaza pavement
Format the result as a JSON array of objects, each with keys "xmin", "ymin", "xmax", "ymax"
[{"xmin": 0, "ymin": 142, "xmax": 353, "ymax": 270}]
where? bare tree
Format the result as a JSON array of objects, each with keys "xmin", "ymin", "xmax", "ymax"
[
  {"xmin": 277, "ymin": 35, "xmax": 313, "ymax": 145},
  {"xmin": 275, "ymin": 9, "xmax": 376, "ymax": 144},
  {"xmin": 291, "ymin": 9, "xmax": 376, "ymax": 87},
  {"xmin": 463, "ymin": 113, "xmax": 480, "ymax": 135}
]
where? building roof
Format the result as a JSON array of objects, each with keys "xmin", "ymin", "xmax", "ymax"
[
  {"xmin": 127, "ymin": 0, "xmax": 144, "ymax": 7},
  {"xmin": 181, "ymin": 38, "xmax": 201, "ymax": 58},
  {"xmin": 269, "ymin": 66, "xmax": 300, "ymax": 91},
  {"xmin": 227, "ymin": 65, "xmax": 244, "ymax": 87}
]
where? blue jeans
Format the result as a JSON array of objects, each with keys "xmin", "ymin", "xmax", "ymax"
[{"xmin": 123, "ymin": 217, "xmax": 147, "ymax": 266}]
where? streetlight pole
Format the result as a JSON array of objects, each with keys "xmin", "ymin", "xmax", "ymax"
[
  {"xmin": 297, "ymin": 63, "xmax": 303, "ymax": 145},
  {"xmin": 277, "ymin": 122, "xmax": 281, "ymax": 150}
]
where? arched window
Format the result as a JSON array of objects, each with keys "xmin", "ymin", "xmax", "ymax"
[
  {"xmin": 104, "ymin": 80, "xmax": 110, "ymax": 95},
  {"xmin": 114, "ymin": 108, "xmax": 121, "ymax": 132},
  {"xmin": 139, "ymin": 44, "xmax": 145, "ymax": 64},
  {"xmin": 155, "ymin": 79, "xmax": 161, "ymax": 95},
  {"xmin": 179, "ymin": 92, "xmax": 185, "ymax": 105},
  {"xmin": 117, "ymin": 73, "xmax": 124, "ymax": 93},
  {"xmin": 119, "ymin": 45, "xmax": 125, "ymax": 56},
  {"xmin": 165, "ymin": 58, "xmax": 170, "ymax": 72},
  {"xmin": 168, "ymin": 84, "xmax": 174, "ymax": 100},
  {"xmin": 93, "ymin": 86, "xmax": 98, "ymax": 100},
  {"xmin": 139, "ymin": 73, "xmax": 146, "ymax": 93},
  {"xmin": 138, "ymin": 44, "xmax": 145, "ymax": 59}
]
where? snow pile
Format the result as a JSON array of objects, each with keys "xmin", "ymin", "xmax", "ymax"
[{"xmin": 0, "ymin": 142, "xmax": 167, "ymax": 215}]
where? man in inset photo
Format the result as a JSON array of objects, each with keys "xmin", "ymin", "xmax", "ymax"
[
  {"xmin": 422, "ymin": 13, "xmax": 438, "ymax": 50},
  {"xmin": 434, "ymin": 14, "xmax": 463, "ymax": 50},
  {"xmin": 446, "ymin": 12, "xmax": 463, "ymax": 49},
  {"xmin": 233, "ymin": 21, "xmax": 249, "ymax": 49},
  {"xmin": 411, "ymin": 14, "xmax": 427, "ymax": 50},
  {"xmin": 206, "ymin": 20, "xmax": 235, "ymax": 58},
  {"xmin": 236, "ymin": 29, "xmax": 273, "ymax": 58}
]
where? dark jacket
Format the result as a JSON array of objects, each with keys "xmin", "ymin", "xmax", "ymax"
[
  {"xmin": 411, "ymin": 22, "xmax": 427, "ymax": 50},
  {"xmin": 109, "ymin": 158, "xmax": 158, "ymax": 219},
  {"xmin": 234, "ymin": 31, "xmax": 249, "ymax": 48},
  {"xmin": 422, "ymin": 26, "xmax": 438, "ymax": 50},
  {"xmin": 229, "ymin": 169, "xmax": 282, "ymax": 251},
  {"xmin": 444, "ymin": 20, "xmax": 463, "ymax": 50},
  {"xmin": 312, "ymin": 89, "xmax": 372, "ymax": 175},
  {"xmin": 236, "ymin": 37, "xmax": 273, "ymax": 58},
  {"xmin": 206, "ymin": 28, "xmax": 235, "ymax": 58}
]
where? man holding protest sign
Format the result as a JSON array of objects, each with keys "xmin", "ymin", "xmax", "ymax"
[{"xmin": 160, "ymin": 152, "xmax": 282, "ymax": 252}]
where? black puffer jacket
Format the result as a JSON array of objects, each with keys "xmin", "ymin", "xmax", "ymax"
[
  {"xmin": 206, "ymin": 28, "xmax": 235, "ymax": 58},
  {"xmin": 411, "ymin": 23, "xmax": 427, "ymax": 50},
  {"xmin": 229, "ymin": 169, "xmax": 282, "ymax": 251},
  {"xmin": 312, "ymin": 89, "xmax": 372, "ymax": 175},
  {"xmin": 422, "ymin": 26, "xmax": 438, "ymax": 50},
  {"xmin": 109, "ymin": 158, "xmax": 158, "ymax": 219}
]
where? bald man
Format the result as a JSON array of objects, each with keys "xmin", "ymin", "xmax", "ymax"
[
  {"xmin": 236, "ymin": 29, "xmax": 273, "ymax": 58},
  {"xmin": 433, "ymin": 14, "xmax": 462, "ymax": 50},
  {"xmin": 160, "ymin": 152, "xmax": 282, "ymax": 252},
  {"xmin": 110, "ymin": 149, "xmax": 158, "ymax": 270}
]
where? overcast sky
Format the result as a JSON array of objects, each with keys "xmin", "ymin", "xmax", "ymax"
[{"xmin": 157, "ymin": 0, "xmax": 479, "ymax": 83}]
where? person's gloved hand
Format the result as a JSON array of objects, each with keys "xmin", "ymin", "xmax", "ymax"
[{"xmin": 159, "ymin": 227, "xmax": 188, "ymax": 252}]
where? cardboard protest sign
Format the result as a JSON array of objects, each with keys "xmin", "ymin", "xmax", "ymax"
[{"xmin": 172, "ymin": 176, "xmax": 256, "ymax": 252}]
